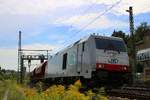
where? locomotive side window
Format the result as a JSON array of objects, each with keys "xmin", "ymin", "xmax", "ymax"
[
  {"xmin": 82, "ymin": 42, "xmax": 85, "ymax": 52},
  {"xmin": 62, "ymin": 53, "xmax": 68, "ymax": 70},
  {"xmin": 68, "ymin": 52, "xmax": 76, "ymax": 66}
]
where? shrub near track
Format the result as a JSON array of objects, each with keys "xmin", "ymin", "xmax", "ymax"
[
  {"xmin": 18, "ymin": 80, "xmax": 108, "ymax": 100},
  {"xmin": 0, "ymin": 80, "xmax": 108, "ymax": 100}
]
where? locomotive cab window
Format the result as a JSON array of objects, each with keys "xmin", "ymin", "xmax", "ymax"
[
  {"xmin": 62, "ymin": 53, "xmax": 68, "ymax": 70},
  {"xmin": 95, "ymin": 38, "xmax": 127, "ymax": 52}
]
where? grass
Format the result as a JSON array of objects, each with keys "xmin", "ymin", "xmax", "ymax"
[
  {"xmin": 0, "ymin": 80, "xmax": 25, "ymax": 100},
  {"xmin": 0, "ymin": 80, "xmax": 7, "ymax": 99}
]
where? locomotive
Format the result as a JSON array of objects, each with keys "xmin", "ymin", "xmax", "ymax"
[{"xmin": 30, "ymin": 34, "xmax": 130, "ymax": 87}]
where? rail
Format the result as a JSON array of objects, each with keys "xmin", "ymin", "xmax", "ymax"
[{"xmin": 106, "ymin": 86, "xmax": 150, "ymax": 100}]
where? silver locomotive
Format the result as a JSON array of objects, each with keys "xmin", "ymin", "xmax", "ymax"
[{"xmin": 31, "ymin": 34, "xmax": 130, "ymax": 86}]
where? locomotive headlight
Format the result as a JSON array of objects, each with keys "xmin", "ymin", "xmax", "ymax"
[
  {"xmin": 96, "ymin": 63, "xmax": 105, "ymax": 69},
  {"xmin": 99, "ymin": 64, "xmax": 105, "ymax": 68},
  {"xmin": 123, "ymin": 66, "xmax": 127, "ymax": 70},
  {"xmin": 99, "ymin": 64, "xmax": 102, "ymax": 68}
]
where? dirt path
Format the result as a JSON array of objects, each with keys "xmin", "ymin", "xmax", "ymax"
[{"xmin": 3, "ymin": 89, "xmax": 9, "ymax": 100}]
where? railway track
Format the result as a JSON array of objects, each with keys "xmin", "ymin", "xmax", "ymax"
[{"xmin": 106, "ymin": 85, "xmax": 150, "ymax": 100}]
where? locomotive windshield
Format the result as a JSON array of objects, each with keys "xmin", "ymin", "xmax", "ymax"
[{"xmin": 95, "ymin": 38, "xmax": 127, "ymax": 52}]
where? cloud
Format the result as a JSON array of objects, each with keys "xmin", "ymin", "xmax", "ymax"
[
  {"xmin": 23, "ymin": 43, "xmax": 58, "ymax": 51},
  {"xmin": 94, "ymin": 0, "xmax": 150, "ymax": 15},
  {"xmin": 1, "ymin": 0, "xmax": 149, "ymax": 15},
  {"xmin": 0, "ymin": 0, "xmax": 149, "ymax": 38},
  {"xmin": 52, "ymin": 0, "xmax": 150, "ymax": 31},
  {"xmin": 0, "ymin": 0, "xmax": 53, "ymax": 15},
  {"xmin": 0, "ymin": 48, "xmax": 17, "ymax": 70},
  {"xmin": 0, "ymin": 43, "xmax": 59, "ymax": 70},
  {"xmin": 55, "ymin": 13, "xmax": 128, "ymax": 30},
  {"xmin": 0, "ymin": 0, "xmax": 91, "ymax": 15}
]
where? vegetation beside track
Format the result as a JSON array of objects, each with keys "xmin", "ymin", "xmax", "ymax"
[
  {"xmin": 0, "ymin": 80, "xmax": 108, "ymax": 100},
  {"xmin": 0, "ymin": 80, "xmax": 25, "ymax": 100}
]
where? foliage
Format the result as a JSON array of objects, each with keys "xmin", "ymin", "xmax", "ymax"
[
  {"xmin": 0, "ymin": 68, "xmax": 18, "ymax": 81},
  {"xmin": 15, "ymin": 80, "xmax": 108, "ymax": 100},
  {"xmin": 112, "ymin": 22, "xmax": 150, "ymax": 55},
  {"xmin": 0, "ymin": 81, "xmax": 6, "ymax": 99},
  {"xmin": 112, "ymin": 22, "xmax": 150, "ymax": 46},
  {"xmin": 136, "ymin": 63, "xmax": 144, "ymax": 73},
  {"xmin": 112, "ymin": 30, "xmax": 129, "ymax": 44},
  {"xmin": 135, "ymin": 22, "xmax": 150, "ymax": 42},
  {"xmin": 7, "ymin": 80, "xmax": 25, "ymax": 100},
  {"xmin": 0, "ymin": 80, "xmax": 25, "ymax": 100}
]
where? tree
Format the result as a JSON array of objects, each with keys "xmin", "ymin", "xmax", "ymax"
[
  {"xmin": 136, "ymin": 63, "xmax": 143, "ymax": 73},
  {"xmin": 112, "ymin": 30, "xmax": 129, "ymax": 44},
  {"xmin": 135, "ymin": 22, "xmax": 150, "ymax": 42}
]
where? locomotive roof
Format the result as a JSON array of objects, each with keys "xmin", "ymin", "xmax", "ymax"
[
  {"xmin": 93, "ymin": 35, "xmax": 123, "ymax": 41},
  {"xmin": 75, "ymin": 34, "xmax": 123, "ymax": 44},
  {"xmin": 51, "ymin": 34, "xmax": 123, "ymax": 56}
]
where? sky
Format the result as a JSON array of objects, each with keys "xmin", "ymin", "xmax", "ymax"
[{"xmin": 0, "ymin": 0, "xmax": 150, "ymax": 71}]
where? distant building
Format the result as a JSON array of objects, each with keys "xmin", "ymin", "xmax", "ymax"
[
  {"xmin": 136, "ymin": 32, "xmax": 150, "ymax": 81},
  {"xmin": 136, "ymin": 32, "xmax": 150, "ymax": 50}
]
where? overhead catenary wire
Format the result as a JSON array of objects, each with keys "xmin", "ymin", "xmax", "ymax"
[
  {"xmin": 72, "ymin": 0, "xmax": 122, "ymax": 37},
  {"xmin": 68, "ymin": 0, "xmax": 98, "ymax": 30},
  {"xmin": 54, "ymin": 1, "xmax": 100, "ymax": 52},
  {"xmin": 58, "ymin": 0, "xmax": 122, "ymax": 50},
  {"xmin": 77, "ymin": 1, "xmax": 121, "ymax": 37}
]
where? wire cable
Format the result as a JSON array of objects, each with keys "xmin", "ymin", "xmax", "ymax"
[
  {"xmin": 68, "ymin": 0, "xmax": 99, "ymax": 32},
  {"xmin": 55, "ymin": 0, "xmax": 122, "ymax": 52},
  {"xmin": 74, "ymin": 0, "xmax": 122, "ymax": 36}
]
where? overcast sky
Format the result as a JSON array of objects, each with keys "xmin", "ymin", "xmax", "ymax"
[{"xmin": 0, "ymin": 0, "xmax": 150, "ymax": 71}]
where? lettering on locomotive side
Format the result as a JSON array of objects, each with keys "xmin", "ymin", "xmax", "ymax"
[{"xmin": 108, "ymin": 58, "xmax": 119, "ymax": 64}]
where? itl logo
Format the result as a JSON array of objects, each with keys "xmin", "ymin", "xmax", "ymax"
[{"xmin": 108, "ymin": 58, "xmax": 118, "ymax": 64}]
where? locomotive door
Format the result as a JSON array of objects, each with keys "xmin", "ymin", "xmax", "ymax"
[{"xmin": 77, "ymin": 43, "xmax": 83, "ymax": 74}]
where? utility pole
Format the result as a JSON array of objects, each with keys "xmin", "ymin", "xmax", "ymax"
[
  {"xmin": 18, "ymin": 31, "xmax": 23, "ymax": 84},
  {"xmin": 126, "ymin": 6, "xmax": 137, "ymax": 83},
  {"xmin": 18, "ymin": 31, "xmax": 21, "ymax": 83}
]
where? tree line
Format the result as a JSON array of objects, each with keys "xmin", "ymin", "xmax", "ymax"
[
  {"xmin": 112, "ymin": 22, "xmax": 150, "ymax": 73},
  {"xmin": 0, "ymin": 66, "xmax": 17, "ymax": 80}
]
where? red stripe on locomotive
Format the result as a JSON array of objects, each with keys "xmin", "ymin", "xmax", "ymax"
[{"xmin": 96, "ymin": 63, "xmax": 129, "ymax": 72}]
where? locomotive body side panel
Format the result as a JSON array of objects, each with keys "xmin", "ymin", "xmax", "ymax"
[
  {"xmin": 45, "ymin": 38, "xmax": 92, "ymax": 78},
  {"xmin": 63, "ymin": 44, "xmax": 78, "ymax": 77},
  {"xmin": 46, "ymin": 52, "xmax": 63, "ymax": 77},
  {"xmin": 81, "ymin": 36, "xmax": 96, "ymax": 78}
]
